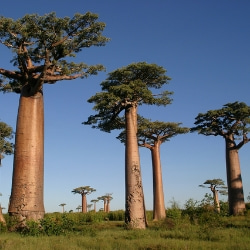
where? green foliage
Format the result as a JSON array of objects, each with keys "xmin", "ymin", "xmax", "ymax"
[
  {"xmin": 0, "ymin": 121, "xmax": 14, "ymax": 165},
  {"xmin": 191, "ymin": 102, "xmax": 250, "ymax": 143},
  {"xmin": 84, "ymin": 62, "xmax": 173, "ymax": 132},
  {"xmin": 1, "ymin": 210, "xmax": 250, "ymax": 249},
  {"xmin": 0, "ymin": 12, "xmax": 109, "ymax": 93}
]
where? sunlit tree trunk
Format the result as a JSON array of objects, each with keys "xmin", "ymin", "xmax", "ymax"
[
  {"xmin": 82, "ymin": 195, "xmax": 87, "ymax": 213},
  {"xmin": 9, "ymin": 88, "xmax": 44, "ymax": 222},
  {"xmin": 225, "ymin": 135, "xmax": 245, "ymax": 215},
  {"xmin": 151, "ymin": 141, "xmax": 166, "ymax": 220},
  {"xmin": 211, "ymin": 187, "xmax": 220, "ymax": 213},
  {"xmin": 106, "ymin": 199, "xmax": 110, "ymax": 213},
  {"xmin": 125, "ymin": 105, "xmax": 147, "ymax": 229},
  {"xmin": 0, "ymin": 206, "xmax": 6, "ymax": 225}
]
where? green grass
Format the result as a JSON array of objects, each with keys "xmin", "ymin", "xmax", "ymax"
[{"xmin": 0, "ymin": 210, "xmax": 250, "ymax": 250}]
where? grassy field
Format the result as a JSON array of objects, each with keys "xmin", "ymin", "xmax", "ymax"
[{"xmin": 0, "ymin": 209, "xmax": 250, "ymax": 250}]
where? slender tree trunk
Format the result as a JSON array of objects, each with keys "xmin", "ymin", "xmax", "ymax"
[
  {"xmin": 151, "ymin": 142, "xmax": 166, "ymax": 220},
  {"xmin": 9, "ymin": 88, "xmax": 44, "ymax": 222},
  {"xmin": 106, "ymin": 200, "xmax": 110, "ymax": 212},
  {"xmin": 212, "ymin": 188, "xmax": 220, "ymax": 213},
  {"xmin": 104, "ymin": 198, "xmax": 107, "ymax": 212},
  {"xmin": 125, "ymin": 105, "xmax": 146, "ymax": 229},
  {"xmin": 82, "ymin": 194, "xmax": 87, "ymax": 213},
  {"xmin": 225, "ymin": 136, "xmax": 245, "ymax": 215}
]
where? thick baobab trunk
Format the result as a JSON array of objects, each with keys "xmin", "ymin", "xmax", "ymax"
[
  {"xmin": 9, "ymin": 89, "xmax": 45, "ymax": 222},
  {"xmin": 82, "ymin": 195, "xmax": 87, "ymax": 213},
  {"xmin": 125, "ymin": 105, "xmax": 147, "ymax": 229},
  {"xmin": 151, "ymin": 142, "xmax": 166, "ymax": 220},
  {"xmin": 225, "ymin": 136, "xmax": 245, "ymax": 215}
]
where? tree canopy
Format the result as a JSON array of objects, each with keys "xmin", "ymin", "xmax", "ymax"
[
  {"xmin": 0, "ymin": 12, "xmax": 109, "ymax": 94},
  {"xmin": 191, "ymin": 102, "xmax": 250, "ymax": 149},
  {"xmin": 84, "ymin": 62, "xmax": 172, "ymax": 132}
]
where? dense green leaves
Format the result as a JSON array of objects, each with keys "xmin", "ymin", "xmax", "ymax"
[
  {"xmin": 0, "ymin": 121, "xmax": 14, "ymax": 165},
  {"xmin": 116, "ymin": 116, "xmax": 189, "ymax": 145},
  {"xmin": 0, "ymin": 12, "xmax": 109, "ymax": 93},
  {"xmin": 72, "ymin": 186, "xmax": 96, "ymax": 195},
  {"xmin": 84, "ymin": 62, "xmax": 173, "ymax": 132},
  {"xmin": 191, "ymin": 102, "xmax": 250, "ymax": 140}
]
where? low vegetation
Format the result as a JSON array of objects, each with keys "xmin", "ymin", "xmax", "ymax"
[{"xmin": 0, "ymin": 201, "xmax": 249, "ymax": 250}]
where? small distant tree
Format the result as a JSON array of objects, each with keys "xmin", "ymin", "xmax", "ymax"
[
  {"xmin": 91, "ymin": 199, "xmax": 99, "ymax": 212},
  {"xmin": 191, "ymin": 102, "xmax": 250, "ymax": 215},
  {"xmin": 98, "ymin": 196, "xmax": 107, "ymax": 212},
  {"xmin": 87, "ymin": 204, "xmax": 93, "ymax": 212},
  {"xmin": 105, "ymin": 193, "xmax": 113, "ymax": 212},
  {"xmin": 0, "ymin": 193, "xmax": 5, "ymax": 225},
  {"xmin": 72, "ymin": 186, "xmax": 96, "ymax": 213},
  {"xmin": 199, "ymin": 179, "xmax": 227, "ymax": 213},
  {"xmin": 0, "ymin": 121, "xmax": 14, "ymax": 166},
  {"xmin": 59, "ymin": 203, "xmax": 66, "ymax": 213},
  {"xmin": 76, "ymin": 205, "xmax": 82, "ymax": 212}
]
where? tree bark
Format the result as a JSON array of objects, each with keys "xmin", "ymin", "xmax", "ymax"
[
  {"xmin": 8, "ymin": 87, "xmax": 44, "ymax": 222},
  {"xmin": 0, "ymin": 206, "xmax": 6, "ymax": 226},
  {"xmin": 125, "ymin": 105, "xmax": 146, "ymax": 229},
  {"xmin": 82, "ymin": 195, "xmax": 87, "ymax": 213},
  {"xmin": 225, "ymin": 136, "xmax": 246, "ymax": 215},
  {"xmin": 151, "ymin": 142, "xmax": 166, "ymax": 220},
  {"xmin": 212, "ymin": 188, "xmax": 220, "ymax": 213}
]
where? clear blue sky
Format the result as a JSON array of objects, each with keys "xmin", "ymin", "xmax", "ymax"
[{"xmin": 0, "ymin": 0, "xmax": 249, "ymax": 213}]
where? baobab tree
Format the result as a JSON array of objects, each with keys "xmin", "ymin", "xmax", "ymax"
[
  {"xmin": 87, "ymin": 204, "xmax": 93, "ymax": 212},
  {"xmin": 104, "ymin": 193, "xmax": 113, "ymax": 212},
  {"xmin": 0, "ymin": 121, "xmax": 14, "ymax": 166},
  {"xmin": 0, "ymin": 121, "xmax": 14, "ymax": 225},
  {"xmin": 59, "ymin": 203, "xmax": 66, "ymax": 213},
  {"xmin": 136, "ymin": 117, "xmax": 189, "ymax": 220},
  {"xmin": 72, "ymin": 186, "xmax": 96, "ymax": 213},
  {"xmin": 91, "ymin": 199, "xmax": 99, "ymax": 212},
  {"xmin": 191, "ymin": 102, "xmax": 250, "ymax": 215},
  {"xmin": 98, "ymin": 196, "xmax": 107, "ymax": 212},
  {"xmin": 76, "ymin": 205, "xmax": 82, "ymax": 212},
  {"xmin": 199, "ymin": 179, "xmax": 227, "ymax": 213},
  {"xmin": 0, "ymin": 193, "xmax": 5, "ymax": 225},
  {"xmin": 117, "ymin": 117, "xmax": 189, "ymax": 220},
  {"xmin": 0, "ymin": 12, "xmax": 109, "ymax": 223},
  {"xmin": 84, "ymin": 62, "xmax": 172, "ymax": 229}
]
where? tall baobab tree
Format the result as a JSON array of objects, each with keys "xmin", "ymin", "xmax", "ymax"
[
  {"xmin": 191, "ymin": 102, "xmax": 250, "ymax": 215},
  {"xmin": 59, "ymin": 203, "xmax": 66, "ymax": 213},
  {"xmin": 72, "ymin": 186, "xmax": 96, "ymax": 213},
  {"xmin": 0, "ymin": 12, "xmax": 109, "ymax": 223},
  {"xmin": 136, "ymin": 117, "xmax": 189, "ymax": 220},
  {"xmin": 84, "ymin": 62, "xmax": 172, "ymax": 229},
  {"xmin": 117, "ymin": 116, "xmax": 189, "ymax": 220},
  {"xmin": 199, "ymin": 179, "xmax": 227, "ymax": 213}
]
